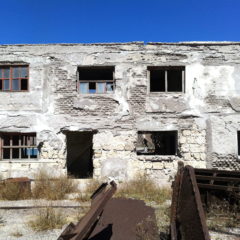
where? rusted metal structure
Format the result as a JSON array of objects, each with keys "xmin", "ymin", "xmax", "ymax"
[
  {"xmin": 58, "ymin": 181, "xmax": 117, "ymax": 240},
  {"xmin": 58, "ymin": 180, "xmax": 158, "ymax": 240},
  {"xmin": 194, "ymin": 168, "xmax": 240, "ymax": 207},
  {"xmin": 0, "ymin": 177, "xmax": 31, "ymax": 194},
  {"xmin": 170, "ymin": 165, "xmax": 210, "ymax": 240}
]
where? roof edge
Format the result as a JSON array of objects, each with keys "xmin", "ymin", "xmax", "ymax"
[{"xmin": 0, "ymin": 41, "xmax": 240, "ymax": 47}]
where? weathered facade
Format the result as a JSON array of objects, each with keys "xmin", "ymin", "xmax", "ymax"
[{"xmin": 0, "ymin": 42, "xmax": 240, "ymax": 184}]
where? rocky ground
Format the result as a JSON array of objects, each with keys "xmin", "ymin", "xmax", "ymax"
[
  {"xmin": 0, "ymin": 200, "xmax": 89, "ymax": 240},
  {"xmin": 0, "ymin": 200, "xmax": 239, "ymax": 240}
]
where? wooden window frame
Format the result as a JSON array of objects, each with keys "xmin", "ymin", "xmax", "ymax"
[
  {"xmin": 148, "ymin": 66, "xmax": 185, "ymax": 93},
  {"xmin": 0, "ymin": 65, "xmax": 29, "ymax": 92},
  {"xmin": 0, "ymin": 133, "xmax": 38, "ymax": 160},
  {"xmin": 77, "ymin": 66, "xmax": 115, "ymax": 94}
]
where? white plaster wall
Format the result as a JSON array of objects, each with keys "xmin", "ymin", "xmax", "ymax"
[{"xmin": 0, "ymin": 42, "xmax": 240, "ymax": 181}]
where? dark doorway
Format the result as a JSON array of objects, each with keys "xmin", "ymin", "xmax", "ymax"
[{"xmin": 66, "ymin": 132, "xmax": 94, "ymax": 178}]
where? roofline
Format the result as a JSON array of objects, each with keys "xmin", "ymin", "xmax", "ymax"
[{"xmin": 0, "ymin": 41, "xmax": 240, "ymax": 47}]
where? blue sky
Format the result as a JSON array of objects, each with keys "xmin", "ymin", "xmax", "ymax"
[{"xmin": 1, "ymin": 0, "xmax": 240, "ymax": 44}]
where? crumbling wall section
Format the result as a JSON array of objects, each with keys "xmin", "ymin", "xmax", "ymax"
[{"xmin": 0, "ymin": 43, "xmax": 240, "ymax": 182}]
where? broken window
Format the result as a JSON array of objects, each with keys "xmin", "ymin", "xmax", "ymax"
[
  {"xmin": 78, "ymin": 66, "xmax": 115, "ymax": 94},
  {"xmin": 0, "ymin": 133, "xmax": 38, "ymax": 160},
  {"xmin": 0, "ymin": 65, "xmax": 29, "ymax": 91},
  {"xmin": 136, "ymin": 131, "xmax": 178, "ymax": 155},
  {"xmin": 149, "ymin": 67, "xmax": 185, "ymax": 92},
  {"xmin": 238, "ymin": 131, "xmax": 240, "ymax": 156}
]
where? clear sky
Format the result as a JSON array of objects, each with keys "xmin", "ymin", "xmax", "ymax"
[{"xmin": 1, "ymin": 0, "xmax": 240, "ymax": 44}]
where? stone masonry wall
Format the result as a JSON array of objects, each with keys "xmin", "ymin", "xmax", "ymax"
[{"xmin": 0, "ymin": 42, "xmax": 240, "ymax": 184}]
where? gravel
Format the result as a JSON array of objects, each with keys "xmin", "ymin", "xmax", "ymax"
[{"xmin": 0, "ymin": 200, "xmax": 90, "ymax": 240}]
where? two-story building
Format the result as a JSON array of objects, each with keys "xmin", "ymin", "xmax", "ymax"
[{"xmin": 0, "ymin": 42, "xmax": 240, "ymax": 184}]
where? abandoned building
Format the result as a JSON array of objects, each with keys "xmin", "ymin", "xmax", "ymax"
[{"xmin": 0, "ymin": 42, "xmax": 240, "ymax": 184}]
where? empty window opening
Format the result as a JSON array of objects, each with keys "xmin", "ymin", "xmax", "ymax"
[
  {"xmin": 66, "ymin": 132, "xmax": 94, "ymax": 178},
  {"xmin": 136, "ymin": 131, "xmax": 178, "ymax": 155},
  {"xmin": 0, "ymin": 66, "xmax": 29, "ymax": 91},
  {"xmin": 149, "ymin": 67, "xmax": 184, "ymax": 92},
  {"xmin": 238, "ymin": 131, "xmax": 240, "ymax": 156},
  {"xmin": 78, "ymin": 66, "xmax": 114, "ymax": 94},
  {"xmin": 0, "ymin": 133, "xmax": 38, "ymax": 160}
]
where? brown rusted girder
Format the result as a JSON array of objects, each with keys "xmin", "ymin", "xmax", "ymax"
[
  {"xmin": 170, "ymin": 165, "xmax": 210, "ymax": 240},
  {"xmin": 58, "ymin": 181, "xmax": 117, "ymax": 240}
]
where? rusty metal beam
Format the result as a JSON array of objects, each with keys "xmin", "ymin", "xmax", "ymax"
[
  {"xmin": 195, "ymin": 168, "xmax": 240, "ymax": 176},
  {"xmin": 170, "ymin": 165, "xmax": 210, "ymax": 240},
  {"xmin": 58, "ymin": 181, "xmax": 117, "ymax": 240},
  {"xmin": 196, "ymin": 175, "xmax": 240, "ymax": 183},
  {"xmin": 197, "ymin": 183, "xmax": 240, "ymax": 192}
]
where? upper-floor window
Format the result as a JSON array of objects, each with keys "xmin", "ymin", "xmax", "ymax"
[
  {"xmin": 0, "ymin": 133, "xmax": 38, "ymax": 160},
  {"xmin": 136, "ymin": 131, "xmax": 178, "ymax": 155},
  {"xmin": 78, "ymin": 66, "xmax": 115, "ymax": 94},
  {"xmin": 148, "ymin": 66, "xmax": 185, "ymax": 93},
  {"xmin": 0, "ymin": 65, "xmax": 29, "ymax": 91}
]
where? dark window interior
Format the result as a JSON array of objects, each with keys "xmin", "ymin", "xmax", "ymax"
[
  {"xmin": 150, "ymin": 69, "xmax": 165, "ymax": 92},
  {"xmin": 79, "ymin": 67, "xmax": 114, "ymax": 80},
  {"xmin": 149, "ymin": 67, "xmax": 184, "ymax": 92},
  {"xmin": 89, "ymin": 82, "xmax": 96, "ymax": 93},
  {"xmin": 167, "ymin": 69, "xmax": 182, "ymax": 92},
  {"xmin": 21, "ymin": 79, "xmax": 28, "ymax": 90},
  {"xmin": 136, "ymin": 131, "xmax": 177, "ymax": 155},
  {"xmin": 238, "ymin": 131, "xmax": 240, "ymax": 155}
]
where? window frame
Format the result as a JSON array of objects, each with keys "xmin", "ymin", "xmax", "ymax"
[
  {"xmin": 0, "ymin": 65, "xmax": 29, "ymax": 92},
  {"xmin": 0, "ymin": 132, "xmax": 38, "ymax": 160},
  {"xmin": 136, "ymin": 130, "xmax": 178, "ymax": 156},
  {"xmin": 148, "ymin": 66, "xmax": 185, "ymax": 94},
  {"xmin": 238, "ymin": 131, "xmax": 240, "ymax": 156},
  {"xmin": 77, "ymin": 66, "xmax": 115, "ymax": 94}
]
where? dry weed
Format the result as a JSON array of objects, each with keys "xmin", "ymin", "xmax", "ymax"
[
  {"xmin": 207, "ymin": 202, "xmax": 240, "ymax": 231},
  {"xmin": 32, "ymin": 169, "xmax": 78, "ymax": 200},
  {"xmin": 77, "ymin": 179, "xmax": 102, "ymax": 202},
  {"xmin": 116, "ymin": 174, "xmax": 172, "ymax": 205},
  {"xmin": 28, "ymin": 207, "xmax": 67, "ymax": 231},
  {"xmin": 10, "ymin": 230, "xmax": 23, "ymax": 237}
]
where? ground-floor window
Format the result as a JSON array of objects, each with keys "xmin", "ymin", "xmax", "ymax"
[
  {"xmin": 0, "ymin": 133, "xmax": 38, "ymax": 160},
  {"xmin": 136, "ymin": 131, "xmax": 178, "ymax": 155}
]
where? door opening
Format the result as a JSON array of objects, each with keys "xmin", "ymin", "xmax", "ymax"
[{"xmin": 66, "ymin": 132, "xmax": 93, "ymax": 178}]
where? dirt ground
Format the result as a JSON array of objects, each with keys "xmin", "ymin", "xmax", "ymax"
[
  {"xmin": 0, "ymin": 200, "xmax": 239, "ymax": 240},
  {"xmin": 0, "ymin": 200, "xmax": 88, "ymax": 240}
]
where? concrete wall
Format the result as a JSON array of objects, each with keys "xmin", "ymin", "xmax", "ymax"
[{"xmin": 0, "ymin": 42, "xmax": 240, "ymax": 184}]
